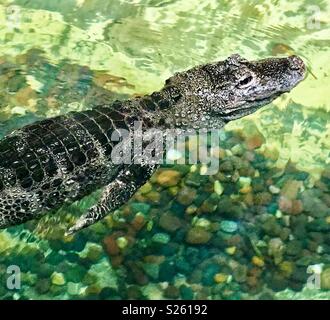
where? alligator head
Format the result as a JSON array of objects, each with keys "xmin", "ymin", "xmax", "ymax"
[{"xmin": 163, "ymin": 54, "xmax": 306, "ymax": 129}]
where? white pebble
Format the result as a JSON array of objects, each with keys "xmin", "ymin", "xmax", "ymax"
[
  {"xmin": 11, "ymin": 106, "xmax": 26, "ymax": 115},
  {"xmin": 214, "ymin": 180, "xmax": 224, "ymax": 195},
  {"xmin": 317, "ymin": 246, "xmax": 324, "ymax": 254},
  {"xmin": 269, "ymin": 185, "xmax": 280, "ymax": 194},
  {"xmin": 194, "ymin": 218, "xmax": 211, "ymax": 229},
  {"xmin": 239, "ymin": 176, "xmax": 251, "ymax": 187},
  {"xmin": 116, "ymin": 236, "xmax": 128, "ymax": 249},
  {"xmin": 275, "ymin": 210, "xmax": 282, "ymax": 218},
  {"xmin": 200, "ymin": 165, "xmax": 208, "ymax": 175},
  {"xmin": 190, "ymin": 165, "xmax": 197, "ymax": 173},
  {"xmin": 26, "ymin": 75, "xmax": 44, "ymax": 92}
]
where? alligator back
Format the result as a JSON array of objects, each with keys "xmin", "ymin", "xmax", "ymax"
[{"xmin": 0, "ymin": 105, "xmax": 131, "ymax": 227}]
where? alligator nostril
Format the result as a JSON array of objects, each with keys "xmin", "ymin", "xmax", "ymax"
[{"xmin": 289, "ymin": 55, "xmax": 305, "ymax": 72}]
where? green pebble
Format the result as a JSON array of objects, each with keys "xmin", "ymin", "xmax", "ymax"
[
  {"xmin": 116, "ymin": 237, "xmax": 128, "ymax": 249},
  {"xmin": 152, "ymin": 233, "xmax": 170, "ymax": 244},
  {"xmin": 51, "ymin": 272, "xmax": 65, "ymax": 286},
  {"xmin": 35, "ymin": 278, "xmax": 51, "ymax": 295},
  {"xmin": 214, "ymin": 180, "xmax": 224, "ymax": 195},
  {"xmin": 142, "ymin": 263, "xmax": 159, "ymax": 280},
  {"xmin": 180, "ymin": 285, "xmax": 194, "ymax": 300},
  {"xmin": 220, "ymin": 220, "xmax": 238, "ymax": 233},
  {"xmin": 131, "ymin": 202, "xmax": 151, "ymax": 215},
  {"xmin": 67, "ymin": 282, "xmax": 80, "ymax": 296}
]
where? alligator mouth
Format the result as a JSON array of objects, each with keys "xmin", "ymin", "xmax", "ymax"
[
  {"xmin": 245, "ymin": 91, "xmax": 282, "ymax": 104},
  {"xmin": 218, "ymin": 92, "xmax": 282, "ymax": 121}
]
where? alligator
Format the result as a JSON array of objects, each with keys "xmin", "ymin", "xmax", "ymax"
[{"xmin": 0, "ymin": 54, "xmax": 305, "ymax": 234}]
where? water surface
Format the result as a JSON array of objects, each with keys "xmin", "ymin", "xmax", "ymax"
[{"xmin": 0, "ymin": 0, "xmax": 329, "ymax": 300}]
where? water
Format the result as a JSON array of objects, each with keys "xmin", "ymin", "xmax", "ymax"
[{"xmin": 0, "ymin": 0, "xmax": 329, "ymax": 300}]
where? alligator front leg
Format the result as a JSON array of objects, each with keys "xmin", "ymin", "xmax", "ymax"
[{"xmin": 66, "ymin": 164, "xmax": 158, "ymax": 235}]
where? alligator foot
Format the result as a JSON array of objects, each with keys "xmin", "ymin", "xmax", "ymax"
[{"xmin": 65, "ymin": 163, "xmax": 158, "ymax": 235}]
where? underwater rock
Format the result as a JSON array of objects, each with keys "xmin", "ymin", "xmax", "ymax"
[
  {"xmin": 85, "ymin": 243, "xmax": 103, "ymax": 262},
  {"xmin": 110, "ymin": 255, "xmax": 124, "ymax": 268},
  {"xmin": 144, "ymin": 255, "xmax": 165, "ymax": 264},
  {"xmin": 51, "ymin": 272, "xmax": 65, "ymax": 286},
  {"xmin": 268, "ymin": 238, "xmax": 285, "ymax": 264},
  {"xmin": 185, "ymin": 227, "xmax": 212, "ymax": 244},
  {"xmin": 233, "ymin": 264, "xmax": 248, "ymax": 283},
  {"xmin": 252, "ymin": 256, "xmax": 265, "ymax": 268},
  {"xmin": 301, "ymin": 190, "xmax": 329, "ymax": 218},
  {"xmin": 156, "ymin": 170, "xmax": 181, "ymax": 187},
  {"xmin": 185, "ymin": 172, "xmax": 203, "ymax": 188},
  {"xmin": 159, "ymin": 212, "xmax": 182, "ymax": 232},
  {"xmin": 65, "ymin": 265, "xmax": 86, "ymax": 283},
  {"xmin": 194, "ymin": 218, "xmax": 211, "ymax": 230},
  {"xmin": 289, "ymin": 199, "xmax": 303, "ymax": 215},
  {"xmin": 278, "ymin": 197, "xmax": 303, "ymax": 215},
  {"xmin": 99, "ymin": 287, "xmax": 119, "ymax": 300},
  {"xmin": 279, "ymin": 261, "xmax": 295, "ymax": 278},
  {"xmin": 131, "ymin": 213, "xmax": 146, "ymax": 231},
  {"xmin": 268, "ymin": 272, "xmax": 288, "ymax": 292},
  {"xmin": 164, "ymin": 285, "xmax": 180, "ymax": 299},
  {"xmin": 139, "ymin": 182, "xmax": 152, "ymax": 194},
  {"xmin": 202, "ymin": 264, "xmax": 221, "ymax": 285},
  {"xmin": 254, "ymin": 192, "xmax": 272, "ymax": 206},
  {"xmin": 127, "ymin": 285, "xmax": 143, "ymax": 299},
  {"xmin": 128, "ymin": 262, "xmax": 149, "ymax": 286},
  {"xmin": 67, "ymin": 282, "xmax": 80, "ymax": 296},
  {"xmin": 214, "ymin": 273, "xmax": 229, "ymax": 284},
  {"xmin": 82, "ymin": 272, "xmax": 98, "ymax": 286},
  {"xmin": 307, "ymin": 218, "xmax": 330, "ymax": 232},
  {"xmin": 116, "ymin": 237, "xmax": 129, "ymax": 250},
  {"xmin": 103, "ymin": 235, "xmax": 120, "ymax": 256},
  {"xmin": 142, "ymin": 263, "xmax": 159, "ymax": 280},
  {"xmin": 321, "ymin": 268, "xmax": 330, "ymax": 290},
  {"xmin": 251, "ymin": 178, "xmax": 265, "ymax": 193},
  {"xmin": 200, "ymin": 194, "xmax": 220, "ymax": 213},
  {"xmin": 280, "ymin": 180, "xmax": 302, "ymax": 200},
  {"xmin": 179, "ymin": 285, "xmax": 194, "ymax": 300},
  {"xmin": 158, "ymin": 260, "xmax": 176, "ymax": 282},
  {"xmin": 38, "ymin": 263, "xmax": 54, "ymax": 278},
  {"xmin": 35, "ymin": 278, "xmax": 51, "ymax": 294},
  {"xmin": 269, "ymin": 185, "xmax": 280, "ymax": 194},
  {"xmin": 219, "ymin": 160, "xmax": 234, "ymax": 172},
  {"xmin": 145, "ymin": 190, "xmax": 161, "ymax": 203},
  {"xmin": 175, "ymin": 256, "xmax": 191, "ymax": 273},
  {"xmin": 290, "ymin": 267, "xmax": 309, "ymax": 285},
  {"xmin": 231, "ymin": 144, "xmax": 245, "ymax": 156},
  {"xmin": 238, "ymin": 176, "xmax": 252, "ymax": 188},
  {"xmin": 220, "ymin": 220, "xmax": 238, "ymax": 233},
  {"xmin": 262, "ymin": 216, "xmax": 282, "ymax": 237},
  {"xmin": 214, "ymin": 180, "xmax": 224, "ymax": 196},
  {"xmin": 152, "ymin": 233, "xmax": 170, "ymax": 244},
  {"xmin": 85, "ymin": 284, "xmax": 102, "ymax": 296},
  {"xmin": 186, "ymin": 204, "xmax": 198, "ymax": 215},
  {"xmin": 239, "ymin": 185, "xmax": 252, "ymax": 194},
  {"xmin": 238, "ymin": 123, "xmax": 265, "ymax": 150},
  {"xmin": 177, "ymin": 187, "xmax": 196, "ymax": 206},
  {"xmin": 130, "ymin": 202, "xmax": 151, "ymax": 215}
]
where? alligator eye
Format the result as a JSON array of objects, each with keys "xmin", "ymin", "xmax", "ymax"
[{"xmin": 237, "ymin": 75, "xmax": 253, "ymax": 88}]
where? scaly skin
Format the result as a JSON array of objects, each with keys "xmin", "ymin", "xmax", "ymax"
[{"xmin": 0, "ymin": 54, "xmax": 305, "ymax": 232}]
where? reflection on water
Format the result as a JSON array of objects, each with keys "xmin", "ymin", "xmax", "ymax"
[{"xmin": 0, "ymin": 0, "xmax": 329, "ymax": 300}]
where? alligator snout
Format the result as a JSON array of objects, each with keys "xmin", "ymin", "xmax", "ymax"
[{"xmin": 288, "ymin": 55, "xmax": 306, "ymax": 76}]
